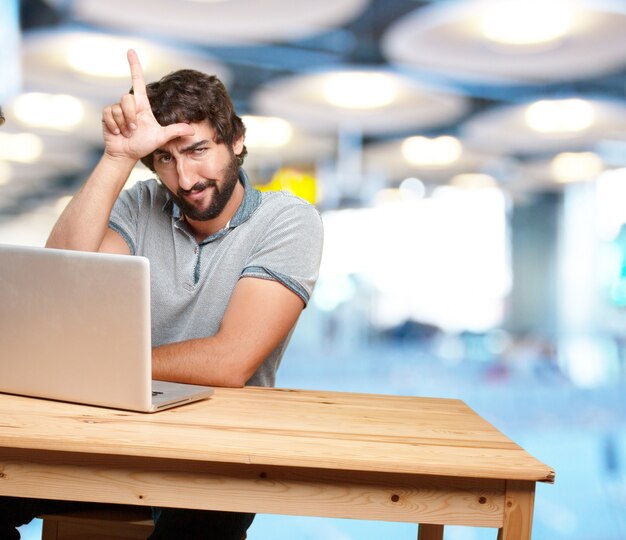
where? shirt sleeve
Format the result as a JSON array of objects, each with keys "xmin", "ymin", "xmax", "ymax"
[
  {"xmin": 108, "ymin": 182, "xmax": 150, "ymax": 256},
  {"xmin": 242, "ymin": 198, "xmax": 324, "ymax": 306}
]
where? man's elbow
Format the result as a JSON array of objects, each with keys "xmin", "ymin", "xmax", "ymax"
[
  {"xmin": 219, "ymin": 358, "xmax": 263, "ymax": 388},
  {"xmin": 215, "ymin": 372, "xmax": 249, "ymax": 388},
  {"xmin": 209, "ymin": 356, "xmax": 256, "ymax": 388}
]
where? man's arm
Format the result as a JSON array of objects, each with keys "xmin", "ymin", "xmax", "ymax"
[
  {"xmin": 152, "ymin": 277, "xmax": 305, "ymax": 387},
  {"xmin": 46, "ymin": 49, "xmax": 193, "ymax": 253},
  {"xmin": 46, "ymin": 155, "xmax": 135, "ymax": 253}
]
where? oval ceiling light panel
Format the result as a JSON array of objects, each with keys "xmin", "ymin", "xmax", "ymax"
[
  {"xmin": 12, "ymin": 93, "xmax": 85, "ymax": 131},
  {"xmin": 480, "ymin": 0, "xmax": 571, "ymax": 46},
  {"xmin": 363, "ymin": 137, "xmax": 495, "ymax": 186},
  {"xmin": 252, "ymin": 68, "xmax": 468, "ymax": 135},
  {"xmin": 0, "ymin": 133, "xmax": 44, "ymax": 163},
  {"xmin": 242, "ymin": 115, "xmax": 293, "ymax": 148},
  {"xmin": 550, "ymin": 151, "xmax": 604, "ymax": 182},
  {"xmin": 462, "ymin": 98, "xmax": 626, "ymax": 154},
  {"xmin": 66, "ymin": 36, "xmax": 151, "ymax": 78},
  {"xmin": 382, "ymin": 0, "xmax": 626, "ymax": 83},
  {"xmin": 323, "ymin": 72, "xmax": 397, "ymax": 109},
  {"xmin": 525, "ymin": 99, "xmax": 595, "ymax": 134},
  {"xmin": 22, "ymin": 29, "xmax": 230, "ymax": 105},
  {"xmin": 451, "ymin": 173, "xmax": 497, "ymax": 189},
  {"xmin": 401, "ymin": 136, "xmax": 463, "ymax": 167},
  {"xmin": 67, "ymin": 0, "xmax": 368, "ymax": 45}
]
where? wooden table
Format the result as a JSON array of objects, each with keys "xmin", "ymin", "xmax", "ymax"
[{"xmin": 0, "ymin": 387, "xmax": 553, "ymax": 539}]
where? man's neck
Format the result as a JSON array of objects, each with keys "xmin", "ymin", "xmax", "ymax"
[{"xmin": 185, "ymin": 181, "xmax": 245, "ymax": 242}]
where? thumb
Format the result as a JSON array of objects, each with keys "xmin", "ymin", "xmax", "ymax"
[{"xmin": 163, "ymin": 122, "xmax": 195, "ymax": 141}]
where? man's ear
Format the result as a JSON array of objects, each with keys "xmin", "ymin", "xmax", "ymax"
[{"xmin": 232, "ymin": 136, "xmax": 244, "ymax": 156}]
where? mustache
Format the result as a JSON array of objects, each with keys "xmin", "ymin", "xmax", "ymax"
[{"xmin": 178, "ymin": 179, "xmax": 217, "ymax": 197}]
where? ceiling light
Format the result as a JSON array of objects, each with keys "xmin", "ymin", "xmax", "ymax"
[
  {"xmin": 12, "ymin": 93, "xmax": 84, "ymax": 131},
  {"xmin": 242, "ymin": 115, "xmax": 293, "ymax": 148},
  {"xmin": 480, "ymin": 0, "xmax": 572, "ymax": 46},
  {"xmin": 67, "ymin": 36, "xmax": 149, "ymax": 78},
  {"xmin": 323, "ymin": 72, "xmax": 397, "ymax": 109},
  {"xmin": 550, "ymin": 152, "xmax": 604, "ymax": 183},
  {"xmin": 451, "ymin": 173, "xmax": 497, "ymax": 189},
  {"xmin": 401, "ymin": 136, "xmax": 462, "ymax": 167},
  {"xmin": 0, "ymin": 133, "xmax": 43, "ymax": 163},
  {"xmin": 525, "ymin": 99, "xmax": 595, "ymax": 134}
]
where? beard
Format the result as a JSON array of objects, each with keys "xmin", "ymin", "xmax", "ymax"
[{"xmin": 164, "ymin": 153, "xmax": 240, "ymax": 222}]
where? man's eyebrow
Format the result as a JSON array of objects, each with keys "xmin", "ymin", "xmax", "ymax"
[
  {"xmin": 181, "ymin": 139, "xmax": 211, "ymax": 153},
  {"xmin": 154, "ymin": 140, "xmax": 211, "ymax": 156}
]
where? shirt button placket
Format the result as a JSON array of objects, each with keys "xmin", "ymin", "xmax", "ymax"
[{"xmin": 193, "ymin": 245, "xmax": 202, "ymax": 285}]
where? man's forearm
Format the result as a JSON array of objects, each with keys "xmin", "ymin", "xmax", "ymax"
[
  {"xmin": 152, "ymin": 278, "xmax": 305, "ymax": 388},
  {"xmin": 46, "ymin": 153, "xmax": 136, "ymax": 251},
  {"xmin": 152, "ymin": 337, "xmax": 259, "ymax": 388}
]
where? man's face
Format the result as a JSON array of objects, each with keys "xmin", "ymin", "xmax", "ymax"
[{"xmin": 153, "ymin": 121, "xmax": 242, "ymax": 222}]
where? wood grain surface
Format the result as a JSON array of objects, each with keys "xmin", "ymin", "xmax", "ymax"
[{"xmin": 0, "ymin": 387, "xmax": 554, "ymax": 483}]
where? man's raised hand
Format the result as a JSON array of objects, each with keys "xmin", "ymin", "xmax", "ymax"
[{"xmin": 101, "ymin": 49, "xmax": 194, "ymax": 161}]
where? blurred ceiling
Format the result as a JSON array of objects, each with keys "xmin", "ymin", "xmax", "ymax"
[{"xmin": 1, "ymin": 0, "xmax": 626, "ymax": 223}]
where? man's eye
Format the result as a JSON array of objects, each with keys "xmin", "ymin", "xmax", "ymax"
[
  {"xmin": 157, "ymin": 154, "xmax": 172, "ymax": 164},
  {"xmin": 193, "ymin": 147, "xmax": 208, "ymax": 155}
]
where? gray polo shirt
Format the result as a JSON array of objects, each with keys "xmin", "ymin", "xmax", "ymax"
[{"xmin": 109, "ymin": 169, "xmax": 323, "ymax": 387}]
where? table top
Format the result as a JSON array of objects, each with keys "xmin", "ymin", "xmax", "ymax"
[{"xmin": 0, "ymin": 386, "xmax": 554, "ymax": 483}]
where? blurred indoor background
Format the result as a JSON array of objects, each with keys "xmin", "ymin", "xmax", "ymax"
[{"xmin": 2, "ymin": 0, "xmax": 626, "ymax": 538}]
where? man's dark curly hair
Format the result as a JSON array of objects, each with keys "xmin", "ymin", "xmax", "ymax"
[{"xmin": 138, "ymin": 69, "xmax": 247, "ymax": 170}]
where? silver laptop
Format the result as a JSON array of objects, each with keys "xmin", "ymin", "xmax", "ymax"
[{"xmin": 0, "ymin": 243, "xmax": 213, "ymax": 412}]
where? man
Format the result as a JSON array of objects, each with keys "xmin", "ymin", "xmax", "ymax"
[
  {"xmin": 0, "ymin": 106, "xmax": 5, "ymax": 126},
  {"xmin": 0, "ymin": 50, "xmax": 323, "ymax": 539}
]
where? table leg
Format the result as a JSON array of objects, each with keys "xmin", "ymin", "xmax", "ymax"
[
  {"xmin": 417, "ymin": 524, "xmax": 444, "ymax": 540},
  {"xmin": 499, "ymin": 480, "xmax": 535, "ymax": 540}
]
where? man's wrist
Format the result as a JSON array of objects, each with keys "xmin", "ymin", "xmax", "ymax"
[
  {"xmin": 94, "ymin": 152, "xmax": 140, "ymax": 189},
  {"xmin": 102, "ymin": 150, "xmax": 139, "ymax": 168}
]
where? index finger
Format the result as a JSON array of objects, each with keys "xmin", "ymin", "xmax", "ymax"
[{"xmin": 127, "ymin": 49, "xmax": 147, "ymax": 100}]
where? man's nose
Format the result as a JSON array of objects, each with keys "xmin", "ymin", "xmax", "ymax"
[{"xmin": 176, "ymin": 159, "xmax": 196, "ymax": 190}]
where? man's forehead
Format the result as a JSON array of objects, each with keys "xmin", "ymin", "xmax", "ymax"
[
  {"xmin": 158, "ymin": 122, "xmax": 218, "ymax": 152},
  {"xmin": 181, "ymin": 120, "xmax": 217, "ymax": 141}
]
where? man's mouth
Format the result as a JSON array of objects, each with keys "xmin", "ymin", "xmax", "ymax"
[
  {"xmin": 179, "ymin": 181, "xmax": 216, "ymax": 200},
  {"xmin": 184, "ymin": 188, "xmax": 207, "ymax": 200}
]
